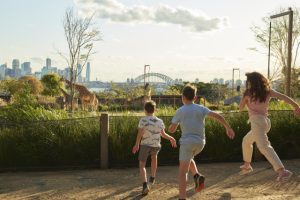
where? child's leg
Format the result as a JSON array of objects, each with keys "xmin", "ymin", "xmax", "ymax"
[
  {"xmin": 189, "ymin": 159, "xmax": 201, "ymax": 176},
  {"xmin": 150, "ymin": 154, "xmax": 157, "ymax": 178},
  {"xmin": 242, "ymin": 130, "xmax": 254, "ymax": 167},
  {"xmin": 139, "ymin": 161, "xmax": 147, "ymax": 183},
  {"xmin": 149, "ymin": 147, "xmax": 160, "ymax": 180},
  {"xmin": 138, "ymin": 146, "xmax": 149, "ymax": 183},
  {"xmin": 179, "ymin": 160, "xmax": 191, "ymax": 199},
  {"xmin": 151, "ymin": 155, "xmax": 157, "ymax": 177}
]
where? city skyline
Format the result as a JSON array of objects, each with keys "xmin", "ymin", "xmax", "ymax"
[
  {"xmin": 0, "ymin": 58, "xmax": 91, "ymax": 83},
  {"xmin": 1, "ymin": 57, "xmax": 245, "ymax": 86},
  {"xmin": 1, "ymin": 0, "xmax": 300, "ymax": 82}
]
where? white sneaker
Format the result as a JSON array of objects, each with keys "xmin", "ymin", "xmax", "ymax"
[
  {"xmin": 239, "ymin": 165, "xmax": 253, "ymax": 175},
  {"xmin": 276, "ymin": 170, "xmax": 293, "ymax": 182}
]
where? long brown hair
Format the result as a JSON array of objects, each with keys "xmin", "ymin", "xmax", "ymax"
[{"xmin": 244, "ymin": 72, "xmax": 270, "ymax": 102}]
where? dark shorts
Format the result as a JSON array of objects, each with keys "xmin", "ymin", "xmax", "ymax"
[{"xmin": 138, "ymin": 145, "xmax": 161, "ymax": 162}]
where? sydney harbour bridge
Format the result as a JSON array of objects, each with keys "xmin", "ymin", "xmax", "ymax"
[{"xmin": 82, "ymin": 72, "xmax": 181, "ymax": 89}]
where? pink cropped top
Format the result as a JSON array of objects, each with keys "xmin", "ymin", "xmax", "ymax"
[{"xmin": 246, "ymin": 94, "xmax": 271, "ymax": 117}]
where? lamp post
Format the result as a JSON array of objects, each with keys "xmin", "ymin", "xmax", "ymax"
[
  {"xmin": 268, "ymin": 8, "xmax": 293, "ymax": 96},
  {"xmin": 232, "ymin": 68, "xmax": 240, "ymax": 96}
]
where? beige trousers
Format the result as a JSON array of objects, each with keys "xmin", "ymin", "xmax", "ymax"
[{"xmin": 242, "ymin": 115, "xmax": 284, "ymax": 171}]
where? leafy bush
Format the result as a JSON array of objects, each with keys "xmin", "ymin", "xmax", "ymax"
[
  {"xmin": 19, "ymin": 76, "xmax": 43, "ymax": 95},
  {"xmin": 0, "ymin": 117, "xmax": 100, "ymax": 168},
  {"xmin": 41, "ymin": 73, "xmax": 63, "ymax": 96}
]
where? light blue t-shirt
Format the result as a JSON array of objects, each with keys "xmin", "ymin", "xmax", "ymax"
[{"xmin": 171, "ymin": 103, "xmax": 211, "ymax": 145}]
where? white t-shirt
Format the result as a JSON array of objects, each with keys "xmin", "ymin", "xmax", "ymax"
[{"xmin": 138, "ymin": 116, "xmax": 165, "ymax": 148}]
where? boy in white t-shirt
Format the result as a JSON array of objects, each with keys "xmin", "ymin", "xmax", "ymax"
[{"xmin": 132, "ymin": 100, "xmax": 177, "ymax": 195}]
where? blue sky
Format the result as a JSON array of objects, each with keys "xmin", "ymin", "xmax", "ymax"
[{"xmin": 0, "ymin": 0, "xmax": 300, "ymax": 82}]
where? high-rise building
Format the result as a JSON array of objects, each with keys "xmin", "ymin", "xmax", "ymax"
[
  {"xmin": 12, "ymin": 59, "xmax": 20, "ymax": 71},
  {"xmin": 41, "ymin": 58, "xmax": 58, "ymax": 77},
  {"xmin": 21, "ymin": 62, "xmax": 32, "ymax": 76},
  {"xmin": 12, "ymin": 59, "xmax": 21, "ymax": 78},
  {"xmin": 86, "ymin": 62, "xmax": 91, "ymax": 82},
  {"xmin": 5, "ymin": 68, "xmax": 14, "ymax": 78},
  {"xmin": 46, "ymin": 58, "xmax": 51, "ymax": 68},
  {"xmin": 0, "ymin": 63, "xmax": 7, "ymax": 80}
]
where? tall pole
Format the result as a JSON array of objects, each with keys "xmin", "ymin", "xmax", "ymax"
[
  {"xmin": 286, "ymin": 8, "xmax": 293, "ymax": 97},
  {"xmin": 270, "ymin": 8, "xmax": 293, "ymax": 96},
  {"xmin": 268, "ymin": 21, "xmax": 272, "ymax": 79}
]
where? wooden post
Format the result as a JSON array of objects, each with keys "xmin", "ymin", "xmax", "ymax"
[{"xmin": 100, "ymin": 113, "xmax": 109, "ymax": 169}]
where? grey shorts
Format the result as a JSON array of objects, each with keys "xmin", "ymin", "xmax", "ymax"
[
  {"xmin": 138, "ymin": 145, "xmax": 161, "ymax": 162},
  {"xmin": 179, "ymin": 143, "xmax": 205, "ymax": 161}
]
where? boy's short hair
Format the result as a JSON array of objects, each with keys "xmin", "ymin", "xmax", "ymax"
[
  {"xmin": 144, "ymin": 100, "xmax": 156, "ymax": 114},
  {"xmin": 182, "ymin": 84, "xmax": 197, "ymax": 101}
]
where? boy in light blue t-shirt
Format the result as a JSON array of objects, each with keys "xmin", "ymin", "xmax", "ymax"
[{"xmin": 168, "ymin": 84, "xmax": 235, "ymax": 200}]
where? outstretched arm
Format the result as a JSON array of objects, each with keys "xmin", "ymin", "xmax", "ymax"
[
  {"xmin": 239, "ymin": 96, "xmax": 248, "ymax": 111},
  {"xmin": 132, "ymin": 128, "xmax": 144, "ymax": 154},
  {"xmin": 161, "ymin": 130, "xmax": 177, "ymax": 148},
  {"xmin": 270, "ymin": 90, "xmax": 300, "ymax": 115},
  {"xmin": 207, "ymin": 112, "xmax": 235, "ymax": 139}
]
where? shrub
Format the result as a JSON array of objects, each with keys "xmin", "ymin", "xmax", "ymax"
[
  {"xmin": 19, "ymin": 76, "xmax": 43, "ymax": 95},
  {"xmin": 41, "ymin": 73, "xmax": 63, "ymax": 96},
  {"xmin": 0, "ymin": 117, "xmax": 100, "ymax": 168}
]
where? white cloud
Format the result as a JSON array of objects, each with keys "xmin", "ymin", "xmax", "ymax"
[{"xmin": 74, "ymin": 0, "xmax": 228, "ymax": 32}]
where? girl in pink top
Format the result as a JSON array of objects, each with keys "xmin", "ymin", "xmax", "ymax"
[{"xmin": 239, "ymin": 72, "xmax": 300, "ymax": 181}]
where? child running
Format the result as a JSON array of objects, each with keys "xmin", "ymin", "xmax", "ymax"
[
  {"xmin": 132, "ymin": 100, "xmax": 177, "ymax": 195},
  {"xmin": 239, "ymin": 72, "xmax": 300, "ymax": 181},
  {"xmin": 168, "ymin": 84, "xmax": 235, "ymax": 200}
]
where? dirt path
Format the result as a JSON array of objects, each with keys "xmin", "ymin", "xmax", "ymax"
[{"xmin": 0, "ymin": 160, "xmax": 299, "ymax": 200}]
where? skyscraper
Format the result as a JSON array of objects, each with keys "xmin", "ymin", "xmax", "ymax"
[
  {"xmin": 86, "ymin": 62, "xmax": 91, "ymax": 82},
  {"xmin": 12, "ymin": 59, "xmax": 21, "ymax": 78},
  {"xmin": 12, "ymin": 59, "xmax": 20, "ymax": 71},
  {"xmin": 21, "ymin": 62, "xmax": 32, "ymax": 76},
  {"xmin": 46, "ymin": 58, "xmax": 51, "ymax": 68},
  {"xmin": 0, "ymin": 63, "xmax": 7, "ymax": 80}
]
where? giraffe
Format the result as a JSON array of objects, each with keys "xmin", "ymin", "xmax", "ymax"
[
  {"xmin": 59, "ymin": 88, "xmax": 78, "ymax": 110},
  {"xmin": 61, "ymin": 78, "xmax": 98, "ymax": 111}
]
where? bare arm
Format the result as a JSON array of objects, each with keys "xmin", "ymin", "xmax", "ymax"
[
  {"xmin": 168, "ymin": 123, "xmax": 178, "ymax": 133},
  {"xmin": 239, "ymin": 96, "xmax": 248, "ymax": 111},
  {"xmin": 132, "ymin": 128, "xmax": 144, "ymax": 154},
  {"xmin": 161, "ymin": 130, "xmax": 177, "ymax": 148},
  {"xmin": 270, "ymin": 90, "xmax": 300, "ymax": 109},
  {"xmin": 207, "ymin": 112, "xmax": 235, "ymax": 139}
]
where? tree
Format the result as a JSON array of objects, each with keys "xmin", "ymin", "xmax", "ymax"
[
  {"xmin": 59, "ymin": 8, "xmax": 101, "ymax": 111},
  {"xmin": 251, "ymin": 7, "xmax": 300, "ymax": 95},
  {"xmin": 41, "ymin": 73, "xmax": 63, "ymax": 96},
  {"xmin": 19, "ymin": 76, "xmax": 43, "ymax": 95},
  {"xmin": 0, "ymin": 79, "xmax": 22, "ymax": 95},
  {"xmin": 163, "ymin": 84, "xmax": 182, "ymax": 95}
]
